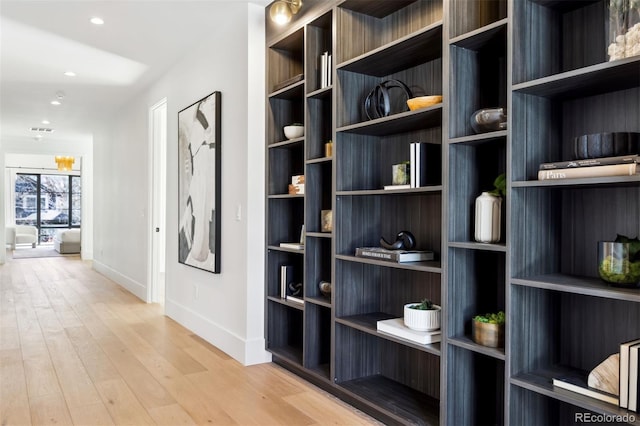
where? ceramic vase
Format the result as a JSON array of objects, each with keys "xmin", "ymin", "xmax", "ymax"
[{"xmin": 474, "ymin": 192, "xmax": 501, "ymax": 243}]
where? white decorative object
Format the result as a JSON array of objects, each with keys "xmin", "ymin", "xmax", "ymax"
[
  {"xmin": 475, "ymin": 191, "xmax": 502, "ymax": 243},
  {"xmin": 284, "ymin": 125, "xmax": 304, "ymax": 139},
  {"xmin": 403, "ymin": 303, "xmax": 441, "ymax": 331}
]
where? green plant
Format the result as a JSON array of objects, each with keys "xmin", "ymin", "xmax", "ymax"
[
  {"xmin": 615, "ymin": 234, "xmax": 640, "ymax": 261},
  {"xmin": 487, "ymin": 173, "xmax": 506, "ymax": 197},
  {"xmin": 473, "ymin": 311, "xmax": 505, "ymax": 324},
  {"xmin": 409, "ymin": 299, "xmax": 436, "ymax": 310}
]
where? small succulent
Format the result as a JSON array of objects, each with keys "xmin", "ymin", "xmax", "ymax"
[
  {"xmin": 409, "ymin": 299, "xmax": 436, "ymax": 310},
  {"xmin": 474, "ymin": 311, "xmax": 505, "ymax": 324}
]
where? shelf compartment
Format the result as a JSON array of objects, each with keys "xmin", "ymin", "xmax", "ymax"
[
  {"xmin": 510, "ymin": 286, "xmax": 640, "ymax": 389},
  {"xmin": 336, "ymin": 254, "xmax": 442, "ymax": 274},
  {"xmin": 447, "ymin": 248, "xmax": 505, "ymax": 343},
  {"xmin": 268, "ymin": 142, "xmax": 304, "ymax": 196},
  {"xmin": 267, "ymin": 300, "xmax": 304, "ymax": 365},
  {"xmin": 448, "ymin": 138, "xmax": 506, "ymax": 242},
  {"xmin": 335, "ymin": 194, "xmax": 442, "ymax": 257},
  {"xmin": 335, "ymin": 324, "xmax": 440, "ymax": 425},
  {"xmin": 267, "ymin": 96, "xmax": 305, "ymax": 144},
  {"xmin": 446, "ymin": 345, "xmax": 505, "ymax": 425},
  {"xmin": 266, "ymin": 249, "xmax": 304, "ymax": 299},
  {"xmin": 450, "ymin": 18, "xmax": 507, "ymax": 49},
  {"xmin": 512, "ymin": 56, "xmax": 640, "ymax": 100},
  {"xmin": 511, "ymin": 367, "xmax": 640, "ymax": 425},
  {"xmin": 336, "ymin": 1, "xmax": 443, "ymax": 65},
  {"xmin": 512, "ymin": 274, "xmax": 640, "ymax": 303},
  {"xmin": 339, "ymin": 0, "xmax": 418, "ymax": 19},
  {"xmin": 448, "ymin": 335, "xmax": 505, "ymax": 360},
  {"xmin": 336, "ymin": 313, "xmax": 442, "ymax": 356},
  {"xmin": 449, "ymin": 21, "xmax": 506, "ymax": 138},
  {"xmin": 306, "ymin": 10, "xmax": 333, "ymax": 94},
  {"xmin": 336, "ymin": 21, "xmax": 443, "ymax": 77},
  {"xmin": 304, "ymin": 303, "xmax": 331, "ymax": 380},
  {"xmin": 305, "ymin": 295, "xmax": 331, "ymax": 308},
  {"xmin": 305, "ymin": 237, "xmax": 332, "ymax": 298},
  {"xmin": 266, "ymin": 197, "xmax": 304, "ymax": 247},
  {"xmin": 449, "ymin": 0, "xmax": 506, "ymax": 39},
  {"xmin": 334, "ymin": 260, "xmax": 441, "ymax": 319},
  {"xmin": 448, "ymin": 241, "xmax": 507, "ymax": 252},
  {"xmin": 336, "ymin": 135, "xmax": 442, "ymax": 191},
  {"xmin": 511, "ymin": 186, "xmax": 639, "ymax": 280},
  {"xmin": 268, "ymin": 27, "xmax": 304, "ymax": 95},
  {"xmin": 269, "ymin": 79, "xmax": 305, "ymax": 100},
  {"xmin": 305, "ymin": 161, "xmax": 332, "ymax": 233}
]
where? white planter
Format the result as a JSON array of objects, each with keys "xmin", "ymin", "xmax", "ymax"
[
  {"xmin": 474, "ymin": 192, "xmax": 502, "ymax": 243},
  {"xmin": 403, "ymin": 303, "xmax": 441, "ymax": 331}
]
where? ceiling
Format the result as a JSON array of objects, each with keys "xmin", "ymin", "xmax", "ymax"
[{"xmin": 0, "ymin": 0, "xmax": 269, "ymax": 145}]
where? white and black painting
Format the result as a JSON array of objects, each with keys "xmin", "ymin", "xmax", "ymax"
[{"xmin": 178, "ymin": 91, "xmax": 221, "ymax": 273}]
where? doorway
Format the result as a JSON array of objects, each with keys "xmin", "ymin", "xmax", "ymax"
[{"xmin": 148, "ymin": 98, "xmax": 167, "ymax": 304}]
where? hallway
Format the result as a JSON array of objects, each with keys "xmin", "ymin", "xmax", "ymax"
[{"xmin": 0, "ymin": 256, "xmax": 375, "ymax": 425}]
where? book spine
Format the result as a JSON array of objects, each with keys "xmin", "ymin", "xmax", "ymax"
[
  {"xmin": 327, "ymin": 53, "xmax": 332, "ymax": 86},
  {"xmin": 630, "ymin": 344, "xmax": 640, "ymax": 412},
  {"xmin": 538, "ymin": 163, "xmax": 637, "ymax": 180},
  {"xmin": 539, "ymin": 155, "xmax": 639, "ymax": 170},
  {"xmin": 410, "ymin": 143, "xmax": 416, "ymax": 188},
  {"xmin": 320, "ymin": 52, "xmax": 327, "ymax": 88},
  {"xmin": 355, "ymin": 248, "xmax": 400, "ymax": 262}
]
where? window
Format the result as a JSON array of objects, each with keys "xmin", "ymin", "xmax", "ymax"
[{"xmin": 15, "ymin": 173, "xmax": 82, "ymax": 244}]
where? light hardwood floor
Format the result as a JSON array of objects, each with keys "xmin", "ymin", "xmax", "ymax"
[{"xmin": 0, "ymin": 254, "xmax": 377, "ymax": 425}]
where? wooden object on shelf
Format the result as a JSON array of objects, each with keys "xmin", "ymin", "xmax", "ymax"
[{"xmin": 587, "ymin": 353, "xmax": 620, "ymax": 396}]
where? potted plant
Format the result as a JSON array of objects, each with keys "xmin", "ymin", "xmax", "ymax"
[
  {"xmin": 598, "ymin": 234, "xmax": 640, "ymax": 287},
  {"xmin": 475, "ymin": 173, "xmax": 506, "ymax": 243},
  {"xmin": 472, "ymin": 310, "xmax": 505, "ymax": 348},
  {"xmin": 404, "ymin": 299, "xmax": 441, "ymax": 331}
]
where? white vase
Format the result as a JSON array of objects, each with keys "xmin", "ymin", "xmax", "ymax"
[
  {"xmin": 474, "ymin": 192, "xmax": 501, "ymax": 243},
  {"xmin": 403, "ymin": 303, "xmax": 441, "ymax": 331}
]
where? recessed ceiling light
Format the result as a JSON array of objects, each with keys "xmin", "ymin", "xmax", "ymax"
[
  {"xmin": 64, "ymin": 71, "xmax": 76, "ymax": 77},
  {"xmin": 42, "ymin": 120, "xmax": 50, "ymax": 124},
  {"xmin": 51, "ymin": 100, "xmax": 61, "ymax": 106},
  {"xmin": 90, "ymin": 17, "xmax": 104, "ymax": 25}
]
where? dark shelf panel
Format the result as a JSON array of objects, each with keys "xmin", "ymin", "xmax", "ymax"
[
  {"xmin": 307, "ymin": 363, "xmax": 331, "ymax": 382},
  {"xmin": 339, "ymin": 0, "xmax": 418, "ymax": 18},
  {"xmin": 447, "ymin": 335, "xmax": 505, "ymax": 360},
  {"xmin": 512, "ymin": 274, "xmax": 640, "ymax": 303},
  {"xmin": 336, "ymin": 21, "xmax": 443, "ymax": 77},
  {"xmin": 448, "ymin": 241, "xmax": 507, "ymax": 252},
  {"xmin": 305, "ymin": 296, "xmax": 332, "ymax": 308},
  {"xmin": 511, "ymin": 367, "xmax": 640, "ymax": 425},
  {"xmin": 267, "ymin": 295, "xmax": 305, "ymax": 310},
  {"xmin": 336, "ymin": 313, "xmax": 442, "ymax": 356},
  {"xmin": 306, "ymin": 156, "xmax": 332, "ymax": 164},
  {"xmin": 306, "ymin": 231, "xmax": 332, "ymax": 239},
  {"xmin": 338, "ymin": 374, "xmax": 440, "ymax": 425},
  {"xmin": 267, "ymin": 194, "xmax": 305, "ymax": 199},
  {"xmin": 530, "ymin": 0, "xmax": 601, "ymax": 12},
  {"xmin": 512, "ymin": 175, "xmax": 640, "ymax": 189},
  {"xmin": 336, "ymin": 185, "xmax": 443, "ymax": 196},
  {"xmin": 336, "ymin": 254, "xmax": 442, "ymax": 274},
  {"xmin": 268, "ymin": 137, "xmax": 304, "ymax": 148},
  {"xmin": 269, "ymin": 79, "xmax": 305, "ymax": 100},
  {"xmin": 448, "ymin": 130, "xmax": 507, "ymax": 145},
  {"xmin": 336, "ymin": 104, "xmax": 442, "ymax": 136},
  {"xmin": 307, "ymin": 85, "xmax": 332, "ymax": 99},
  {"xmin": 512, "ymin": 57, "xmax": 640, "ymax": 100},
  {"xmin": 268, "ymin": 345, "xmax": 304, "ymax": 367},
  {"xmin": 449, "ymin": 18, "xmax": 507, "ymax": 50},
  {"xmin": 267, "ymin": 245, "xmax": 305, "ymax": 254}
]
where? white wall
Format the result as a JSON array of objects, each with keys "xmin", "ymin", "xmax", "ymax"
[
  {"xmin": 93, "ymin": 2, "xmax": 269, "ymax": 365},
  {"xmin": 1, "ymin": 137, "xmax": 94, "ymax": 263}
]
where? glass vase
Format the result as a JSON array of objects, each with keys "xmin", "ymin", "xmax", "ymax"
[{"xmin": 608, "ymin": 0, "xmax": 640, "ymax": 61}]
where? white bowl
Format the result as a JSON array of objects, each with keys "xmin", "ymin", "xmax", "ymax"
[
  {"xmin": 403, "ymin": 303, "xmax": 441, "ymax": 331},
  {"xmin": 284, "ymin": 125, "xmax": 304, "ymax": 139}
]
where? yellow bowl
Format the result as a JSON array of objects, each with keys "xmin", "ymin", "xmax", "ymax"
[{"xmin": 406, "ymin": 95, "xmax": 442, "ymax": 111}]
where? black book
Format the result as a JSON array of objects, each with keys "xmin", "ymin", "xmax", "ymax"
[
  {"xmin": 539, "ymin": 154, "xmax": 638, "ymax": 170},
  {"xmin": 410, "ymin": 142, "xmax": 441, "ymax": 188}
]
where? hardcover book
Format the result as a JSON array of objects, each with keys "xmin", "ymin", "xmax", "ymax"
[
  {"xmin": 539, "ymin": 154, "xmax": 638, "ymax": 170},
  {"xmin": 410, "ymin": 142, "xmax": 441, "ymax": 188},
  {"xmin": 280, "ymin": 242, "xmax": 304, "ymax": 250},
  {"xmin": 280, "ymin": 265, "xmax": 292, "ymax": 299},
  {"xmin": 552, "ymin": 375, "xmax": 619, "ymax": 405},
  {"xmin": 630, "ymin": 343, "xmax": 640, "ymax": 411},
  {"xmin": 376, "ymin": 318, "xmax": 441, "ymax": 345},
  {"xmin": 620, "ymin": 338, "xmax": 640, "ymax": 408},
  {"xmin": 538, "ymin": 163, "xmax": 637, "ymax": 180},
  {"xmin": 355, "ymin": 247, "xmax": 434, "ymax": 263}
]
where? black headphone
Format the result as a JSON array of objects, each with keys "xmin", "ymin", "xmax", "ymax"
[{"xmin": 364, "ymin": 79, "xmax": 413, "ymax": 120}]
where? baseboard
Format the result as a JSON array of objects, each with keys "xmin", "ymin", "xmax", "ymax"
[
  {"xmin": 165, "ymin": 298, "xmax": 271, "ymax": 366},
  {"xmin": 92, "ymin": 260, "xmax": 147, "ymax": 301}
]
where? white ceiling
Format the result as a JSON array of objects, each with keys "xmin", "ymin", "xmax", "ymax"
[{"xmin": 0, "ymin": 0, "xmax": 269, "ymax": 145}]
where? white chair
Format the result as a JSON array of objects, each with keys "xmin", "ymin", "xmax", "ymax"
[
  {"xmin": 11, "ymin": 225, "xmax": 38, "ymax": 249},
  {"xmin": 54, "ymin": 228, "xmax": 81, "ymax": 254}
]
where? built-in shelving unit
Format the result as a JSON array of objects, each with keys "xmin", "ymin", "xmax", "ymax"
[{"xmin": 265, "ymin": 0, "xmax": 639, "ymax": 424}]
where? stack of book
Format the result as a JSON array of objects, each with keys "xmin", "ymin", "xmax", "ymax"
[
  {"xmin": 280, "ymin": 265, "xmax": 304, "ymax": 305},
  {"xmin": 621, "ymin": 338, "xmax": 640, "ymax": 412},
  {"xmin": 288, "ymin": 175, "xmax": 305, "ymax": 195},
  {"xmin": 319, "ymin": 51, "xmax": 332, "ymax": 89},
  {"xmin": 383, "ymin": 142, "xmax": 441, "ymax": 190},
  {"xmin": 538, "ymin": 154, "xmax": 639, "ymax": 180},
  {"xmin": 355, "ymin": 247, "xmax": 434, "ymax": 263},
  {"xmin": 376, "ymin": 318, "xmax": 440, "ymax": 345}
]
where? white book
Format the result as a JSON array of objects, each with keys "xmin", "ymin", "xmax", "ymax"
[
  {"xmin": 630, "ymin": 343, "xmax": 640, "ymax": 411},
  {"xmin": 410, "ymin": 142, "xmax": 417, "ymax": 188},
  {"xmin": 552, "ymin": 376, "xmax": 619, "ymax": 406},
  {"xmin": 327, "ymin": 54, "xmax": 332, "ymax": 86},
  {"xmin": 286, "ymin": 295, "xmax": 304, "ymax": 305},
  {"xmin": 620, "ymin": 338, "xmax": 640, "ymax": 408},
  {"xmin": 376, "ymin": 318, "xmax": 440, "ymax": 344},
  {"xmin": 279, "ymin": 242, "xmax": 304, "ymax": 250},
  {"xmin": 383, "ymin": 184, "xmax": 411, "ymax": 190}
]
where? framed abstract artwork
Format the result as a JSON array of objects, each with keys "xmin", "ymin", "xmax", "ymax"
[{"xmin": 177, "ymin": 91, "xmax": 221, "ymax": 273}]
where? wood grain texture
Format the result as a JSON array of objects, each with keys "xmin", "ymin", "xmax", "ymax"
[{"xmin": 1, "ymin": 255, "xmax": 376, "ymax": 425}]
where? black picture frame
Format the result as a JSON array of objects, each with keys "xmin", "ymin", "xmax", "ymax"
[{"xmin": 177, "ymin": 91, "xmax": 221, "ymax": 273}]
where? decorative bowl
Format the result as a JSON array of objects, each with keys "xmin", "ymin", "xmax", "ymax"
[
  {"xmin": 403, "ymin": 303, "xmax": 441, "ymax": 331},
  {"xmin": 406, "ymin": 95, "xmax": 443, "ymax": 111},
  {"xmin": 573, "ymin": 132, "xmax": 639, "ymax": 159},
  {"xmin": 319, "ymin": 281, "xmax": 332, "ymax": 297},
  {"xmin": 470, "ymin": 107, "xmax": 507, "ymax": 133},
  {"xmin": 598, "ymin": 242, "xmax": 640, "ymax": 287},
  {"xmin": 284, "ymin": 125, "xmax": 304, "ymax": 139},
  {"xmin": 472, "ymin": 320, "xmax": 505, "ymax": 348}
]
